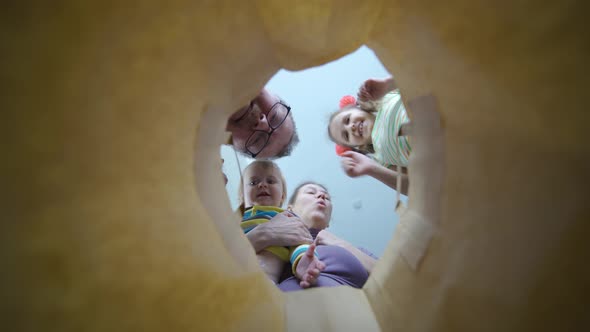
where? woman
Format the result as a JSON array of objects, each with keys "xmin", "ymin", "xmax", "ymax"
[{"xmin": 246, "ymin": 181, "xmax": 377, "ymax": 291}]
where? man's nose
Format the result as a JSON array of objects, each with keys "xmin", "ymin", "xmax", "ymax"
[{"xmin": 254, "ymin": 113, "xmax": 271, "ymax": 131}]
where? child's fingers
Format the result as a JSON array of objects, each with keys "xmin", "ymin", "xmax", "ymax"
[
  {"xmin": 308, "ymin": 268, "xmax": 320, "ymax": 278},
  {"xmin": 341, "ymin": 157, "xmax": 354, "ymax": 166},
  {"xmin": 307, "ymin": 271, "xmax": 320, "ymax": 286},
  {"xmin": 307, "ymin": 273, "xmax": 317, "ymax": 283},
  {"xmin": 341, "ymin": 150, "xmax": 360, "ymax": 158},
  {"xmin": 305, "ymin": 243, "xmax": 316, "ymax": 257},
  {"xmin": 341, "ymin": 161, "xmax": 354, "ymax": 171},
  {"xmin": 358, "ymin": 87, "xmax": 370, "ymax": 99}
]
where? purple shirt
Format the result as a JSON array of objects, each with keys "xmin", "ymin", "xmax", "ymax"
[{"xmin": 278, "ymin": 229, "xmax": 377, "ymax": 292}]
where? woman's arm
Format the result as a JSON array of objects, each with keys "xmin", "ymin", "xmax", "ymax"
[
  {"xmin": 340, "ymin": 150, "xmax": 409, "ymax": 195},
  {"xmin": 315, "ymin": 230, "xmax": 377, "ymax": 273},
  {"xmin": 246, "ymin": 211, "xmax": 313, "ymax": 253}
]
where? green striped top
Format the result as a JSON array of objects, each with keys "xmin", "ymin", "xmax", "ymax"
[{"xmin": 371, "ymin": 91, "xmax": 411, "ymax": 167}]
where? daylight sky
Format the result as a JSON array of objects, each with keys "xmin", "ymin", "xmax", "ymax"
[{"xmin": 221, "ymin": 46, "xmax": 404, "ymax": 255}]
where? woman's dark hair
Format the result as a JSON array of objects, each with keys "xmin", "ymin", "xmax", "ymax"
[{"xmin": 288, "ymin": 181, "xmax": 329, "ymax": 205}]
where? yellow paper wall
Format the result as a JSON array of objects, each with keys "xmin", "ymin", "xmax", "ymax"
[{"xmin": 2, "ymin": 1, "xmax": 588, "ymax": 331}]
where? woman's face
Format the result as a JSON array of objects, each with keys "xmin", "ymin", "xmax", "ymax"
[
  {"xmin": 242, "ymin": 163, "xmax": 285, "ymax": 207},
  {"xmin": 289, "ymin": 184, "xmax": 332, "ymax": 229}
]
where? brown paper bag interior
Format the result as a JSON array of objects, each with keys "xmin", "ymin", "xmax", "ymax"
[{"xmin": 3, "ymin": 1, "xmax": 588, "ymax": 331}]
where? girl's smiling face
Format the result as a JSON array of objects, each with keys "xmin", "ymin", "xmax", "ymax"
[
  {"xmin": 329, "ymin": 107, "xmax": 375, "ymax": 147},
  {"xmin": 242, "ymin": 162, "xmax": 286, "ymax": 208}
]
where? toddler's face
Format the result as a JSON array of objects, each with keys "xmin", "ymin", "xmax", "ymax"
[
  {"xmin": 329, "ymin": 107, "xmax": 375, "ymax": 147},
  {"xmin": 243, "ymin": 164, "xmax": 284, "ymax": 207}
]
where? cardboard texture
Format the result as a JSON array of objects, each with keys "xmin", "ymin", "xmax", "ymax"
[{"xmin": 2, "ymin": 1, "xmax": 588, "ymax": 331}]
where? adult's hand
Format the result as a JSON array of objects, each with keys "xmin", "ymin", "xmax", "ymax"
[
  {"xmin": 246, "ymin": 211, "xmax": 313, "ymax": 253},
  {"xmin": 357, "ymin": 77, "xmax": 397, "ymax": 102},
  {"xmin": 340, "ymin": 151, "xmax": 377, "ymax": 178}
]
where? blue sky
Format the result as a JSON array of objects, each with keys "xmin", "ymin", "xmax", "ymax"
[{"xmin": 222, "ymin": 46, "xmax": 402, "ymax": 256}]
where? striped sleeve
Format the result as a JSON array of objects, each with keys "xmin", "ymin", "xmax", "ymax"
[{"xmin": 371, "ymin": 91, "xmax": 411, "ymax": 167}]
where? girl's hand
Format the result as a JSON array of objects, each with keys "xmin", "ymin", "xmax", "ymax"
[
  {"xmin": 357, "ymin": 77, "xmax": 397, "ymax": 102},
  {"xmin": 340, "ymin": 151, "xmax": 377, "ymax": 178}
]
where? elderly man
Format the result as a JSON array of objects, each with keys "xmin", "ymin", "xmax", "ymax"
[{"xmin": 226, "ymin": 89, "xmax": 299, "ymax": 159}]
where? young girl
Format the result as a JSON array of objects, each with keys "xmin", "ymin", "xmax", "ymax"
[
  {"xmin": 238, "ymin": 160, "xmax": 325, "ymax": 287},
  {"xmin": 328, "ymin": 76, "xmax": 411, "ymax": 167},
  {"xmin": 328, "ymin": 77, "xmax": 411, "ymax": 195}
]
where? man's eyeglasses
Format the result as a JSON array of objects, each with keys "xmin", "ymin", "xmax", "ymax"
[{"xmin": 242, "ymin": 101, "xmax": 291, "ymax": 158}]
